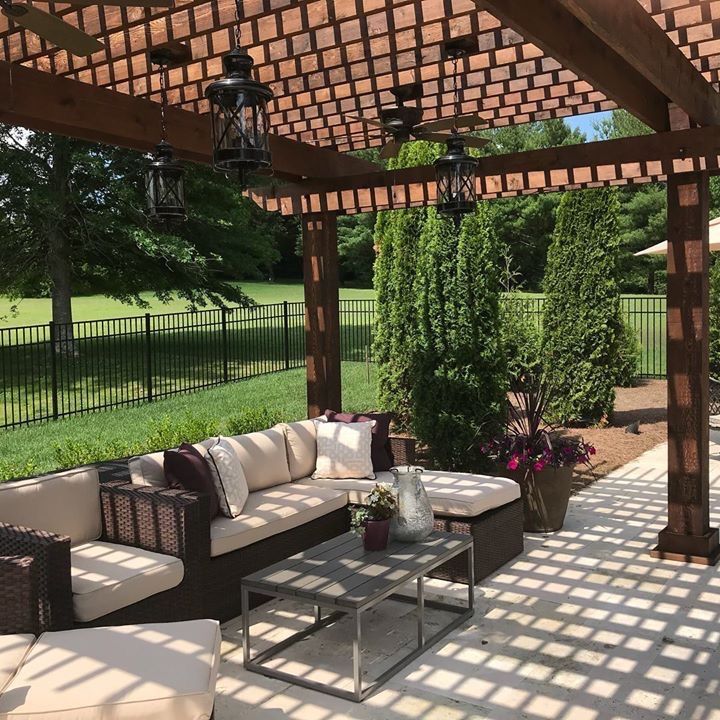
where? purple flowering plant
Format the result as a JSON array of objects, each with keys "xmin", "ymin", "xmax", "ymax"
[{"xmin": 480, "ymin": 377, "xmax": 596, "ymax": 473}]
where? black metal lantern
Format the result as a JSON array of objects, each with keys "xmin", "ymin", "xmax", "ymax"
[
  {"xmin": 205, "ymin": 1, "xmax": 273, "ymax": 186},
  {"xmin": 435, "ymin": 47, "xmax": 479, "ymax": 224},
  {"xmin": 145, "ymin": 47, "xmax": 186, "ymax": 222},
  {"xmin": 435, "ymin": 133, "xmax": 478, "ymax": 223},
  {"xmin": 146, "ymin": 140, "xmax": 186, "ymax": 221}
]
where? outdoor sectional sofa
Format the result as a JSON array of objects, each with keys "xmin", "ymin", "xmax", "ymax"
[{"xmin": 0, "ymin": 419, "xmax": 523, "ymax": 629}]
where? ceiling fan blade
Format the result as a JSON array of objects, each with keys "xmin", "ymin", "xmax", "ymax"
[
  {"xmin": 416, "ymin": 113, "xmax": 484, "ymax": 133},
  {"xmin": 414, "ymin": 131, "xmax": 452, "ymax": 144},
  {"xmin": 379, "ymin": 139, "xmax": 403, "ymax": 159},
  {"xmin": 460, "ymin": 135, "xmax": 490, "ymax": 149},
  {"xmin": 344, "ymin": 114, "xmax": 387, "ymax": 130},
  {"xmin": 65, "ymin": 0, "xmax": 174, "ymax": 7},
  {"xmin": 5, "ymin": 4, "xmax": 104, "ymax": 56}
]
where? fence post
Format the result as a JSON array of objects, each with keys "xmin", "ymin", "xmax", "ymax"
[
  {"xmin": 48, "ymin": 321, "xmax": 58, "ymax": 420},
  {"xmin": 283, "ymin": 300, "xmax": 290, "ymax": 370},
  {"xmin": 222, "ymin": 307, "xmax": 229, "ymax": 383},
  {"xmin": 144, "ymin": 313, "xmax": 153, "ymax": 402}
]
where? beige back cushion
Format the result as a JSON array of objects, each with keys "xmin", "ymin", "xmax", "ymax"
[
  {"xmin": 282, "ymin": 420, "xmax": 318, "ymax": 480},
  {"xmin": 129, "ymin": 439, "xmax": 214, "ymax": 487},
  {"xmin": 223, "ymin": 426, "xmax": 291, "ymax": 492},
  {"xmin": 0, "ymin": 468, "xmax": 101, "ymax": 546}
]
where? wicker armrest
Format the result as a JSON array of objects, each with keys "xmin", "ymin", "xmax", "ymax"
[
  {"xmin": 389, "ymin": 435, "xmax": 417, "ymax": 466},
  {"xmin": 0, "ymin": 556, "xmax": 40, "ymax": 635},
  {"xmin": 100, "ymin": 483, "xmax": 211, "ymax": 564},
  {"xmin": 0, "ymin": 523, "xmax": 73, "ymax": 632}
]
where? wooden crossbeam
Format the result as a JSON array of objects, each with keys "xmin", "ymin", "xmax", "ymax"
[
  {"xmin": 556, "ymin": 0, "xmax": 720, "ymax": 127},
  {"xmin": 477, "ymin": 0, "xmax": 671, "ymax": 131},
  {"xmin": 0, "ymin": 61, "xmax": 377, "ymax": 179},
  {"xmin": 249, "ymin": 125, "xmax": 720, "ymax": 215}
]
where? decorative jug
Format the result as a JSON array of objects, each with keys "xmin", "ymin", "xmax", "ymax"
[{"xmin": 390, "ymin": 466, "xmax": 434, "ymax": 542}]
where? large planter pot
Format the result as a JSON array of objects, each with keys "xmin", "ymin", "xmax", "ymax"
[
  {"xmin": 363, "ymin": 518, "xmax": 391, "ymax": 551},
  {"xmin": 498, "ymin": 464, "xmax": 573, "ymax": 532},
  {"xmin": 390, "ymin": 466, "xmax": 434, "ymax": 542}
]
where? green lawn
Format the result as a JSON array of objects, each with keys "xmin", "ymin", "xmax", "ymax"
[
  {"xmin": 0, "ymin": 281, "xmax": 375, "ymax": 328},
  {"xmin": 0, "ymin": 362, "xmax": 377, "ymax": 482}
]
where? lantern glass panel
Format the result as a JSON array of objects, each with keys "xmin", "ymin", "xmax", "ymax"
[{"xmin": 145, "ymin": 159, "xmax": 185, "ymax": 220}]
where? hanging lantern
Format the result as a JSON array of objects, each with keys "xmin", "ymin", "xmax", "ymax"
[
  {"xmin": 145, "ymin": 47, "xmax": 186, "ymax": 222},
  {"xmin": 205, "ymin": 37, "xmax": 273, "ymax": 186},
  {"xmin": 146, "ymin": 140, "xmax": 186, "ymax": 221},
  {"xmin": 435, "ymin": 133, "xmax": 478, "ymax": 223}
]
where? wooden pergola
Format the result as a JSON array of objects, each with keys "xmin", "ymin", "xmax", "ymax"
[{"xmin": 1, "ymin": 0, "xmax": 719, "ymax": 564}]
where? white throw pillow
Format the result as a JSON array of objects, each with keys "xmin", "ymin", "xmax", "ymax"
[
  {"xmin": 312, "ymin": 420, "xmax": 376, "ymax": 480},
  {"xmin": 206, "ymin": 437, "xmax": 249, "ymax": 518}
]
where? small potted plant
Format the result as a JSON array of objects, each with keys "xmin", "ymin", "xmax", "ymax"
[
  {"xmin": 349, "ymin": 483, "xmax": 397, "ymax": 551},
  {"xmin": 480, "ymin": 377, "xmax": 596, "ymax": 532}
]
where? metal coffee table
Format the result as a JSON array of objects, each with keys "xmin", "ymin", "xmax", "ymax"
[{"xmin": 241, "ymin": 531, "xmax": 474, "ymax": 702}]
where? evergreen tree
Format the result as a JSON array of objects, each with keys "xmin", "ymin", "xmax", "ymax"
[
  {"xmin": 542, "ymin": 187, "xmax": 624, "ymax": 424},
  {"xmin": 412, "ymin": 204, "xmax": 506, "ymax": 469}
]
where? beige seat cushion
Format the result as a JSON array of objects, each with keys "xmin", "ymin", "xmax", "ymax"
[
  {"xmin": 128, "ymin": 439, "xmax": 214, "ymax": 488},
  {"xmin": 281, "ymin": 419, "xmax": 317, "ymax": 480},
  {"xmin": 0, "ymin": 469, "xmax": 101, "ymax": 547},
  {"xmin": 0, "ymin": 620, "xmax": 220, "ymax": 720},
  {"xmin": 303, "ymin": 471, "xmax": 521, "ymax": 518},
  {"xmin": 222, "ymin": 426, "xmax": 292, "ymax": 492},
  {"xmin": 210, "ymin": 483, "xmax": 348, "ymax": 557},
  {"xmin": 0, "ymin": 636, "xmax": 34, "ymax": 695},
  {"xmin": 70, "ymin": 542, "xmax": 184, "ymax": 623}
]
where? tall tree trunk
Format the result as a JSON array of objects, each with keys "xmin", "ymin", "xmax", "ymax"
[{"xmin": 46, "ymin": 138, "xmax": 75, "ymax": 353}]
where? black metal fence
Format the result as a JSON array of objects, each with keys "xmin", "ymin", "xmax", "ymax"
[{"xmin": 0, "ymin": 296, "xmax": 665, "ymax": 429}]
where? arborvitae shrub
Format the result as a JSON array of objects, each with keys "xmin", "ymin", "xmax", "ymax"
[{"xmin": 542, "ymin": 187, "xmax": 625, "ymax": 424}]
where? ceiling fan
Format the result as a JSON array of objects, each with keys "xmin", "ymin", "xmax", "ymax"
[
  {"xmin": 0, "ymin": 0, "xmax": 173, "ymax": 57},
  {"xmin": 344, "ymin": 82, "xmax": 489, "ymax": 160}
]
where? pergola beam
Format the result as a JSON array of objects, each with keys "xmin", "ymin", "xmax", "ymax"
[
  {"xmin": 555, "ymin": 0, "xmax": 720, "ymax": 127},
  {"xmin": 251, "ymin": 125, "xmax": 720, "ymax": 215},
  {"xmin": 0, "ymin": 60, "xmax": 377, "ymax": 179},
  {"xmin": 477, "ymin": 0, "xmax": 671, "ymax": 131}
]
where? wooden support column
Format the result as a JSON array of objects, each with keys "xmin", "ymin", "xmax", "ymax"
[
  {"xmin": 652, "ymin": 171, "xmax": 720, "ymax": 565},
  {"xmin": 302, "ymin": 212, "xmax": 342, "ymax": 418}
]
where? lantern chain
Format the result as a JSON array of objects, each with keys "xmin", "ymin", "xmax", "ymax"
[
  {"xmin": 234, "ymin": 0, "xmax": 242, "ymax": 48},
  {"xmin": 452, "ymin": 55, "xmax": 460, "ymax": 133},
  {"xmin": 159, "ymin": 61, "xmax": 168, "ymax": 143}
]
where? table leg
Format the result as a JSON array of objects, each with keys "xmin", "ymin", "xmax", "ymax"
[
  {"xmin": 467, "ymin": 546, "xmax": 475, "ymax": 611},
  {"xmin": 242, "ymin": 586, "xmax": 251, "ymax": 667},
  {"xmin": 353, "ymin": 612, "xmax": 362, "ymax": 701},
  {"xmin": 314, "ymin": 605, "xmax": 322, "ymax": 624},
  {"xmin": 417, "ymin": 575, "xmax": 425, "ymax": 647}
]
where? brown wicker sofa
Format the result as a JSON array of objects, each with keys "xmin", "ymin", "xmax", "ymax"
[
  {"xmin": 1, "ymin": 420, "xmax": 523, "ymax": 630},
  {"xmin": 119, "ymin": 420, "xmax": 523, "ymax": 621}
]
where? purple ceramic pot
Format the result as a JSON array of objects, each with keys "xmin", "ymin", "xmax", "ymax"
[{"xmin": 363, "ymin": 518, "xmax": 390, "ymax": 551}]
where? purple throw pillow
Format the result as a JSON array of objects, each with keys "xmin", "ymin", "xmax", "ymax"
[
  {"xmin": 164, "ymin": 443, "xmax": 220, "ymax": 519},
  {"xmin": 324, "ymin": 410, "xmax": 393, "ymax": 471}
]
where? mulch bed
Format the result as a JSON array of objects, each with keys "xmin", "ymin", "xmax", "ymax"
[{"xmin": 563, "ymin": 379, "xmax": 667, "ymax": 492}]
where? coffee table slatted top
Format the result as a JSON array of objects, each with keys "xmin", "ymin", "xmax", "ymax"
[{"xmin": 242, "ymin": 531, "xmax": 472, "ymax": 610}]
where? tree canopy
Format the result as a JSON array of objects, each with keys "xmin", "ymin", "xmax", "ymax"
[{"xmin": 0, "ymin": 128, "xmax": 288, "ymax": 324}]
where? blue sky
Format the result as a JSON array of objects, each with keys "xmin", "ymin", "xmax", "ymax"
[{"xmin": 564, "ymin": 110, "xmax": 611, "ymax": 140}]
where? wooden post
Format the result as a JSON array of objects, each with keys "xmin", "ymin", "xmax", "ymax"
[
  {"xmin": 302, "ymin": 212, "xmax": 341, "ymax": 418},
  {"xmin": 652, "ymin": 171, "xmax": 720, "ymax": 565}
]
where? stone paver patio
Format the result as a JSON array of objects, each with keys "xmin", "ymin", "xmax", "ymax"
[{"xmin": 215, "ymin": 441, "xmax": 720, "ymax": 720}]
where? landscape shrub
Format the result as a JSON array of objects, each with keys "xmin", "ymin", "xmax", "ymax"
[
  {"xmin": 0, "ymin": 459, "xmax": 39, "ymax": 483},
  {"xmin": 615, "ymin": 320, "xmax": 641, "ymax": 387},
  {"xmin": 710, "ymin": 257, "xmax": 720, "ymax": 376},
  {"xmin": 542, "ymin": 187, "xmax": 625, "ymax": 425},
  {"xmin": 374, "ymin": 141, "xmax": 507, "ymax": 470},
  {"xmin": 49, "ymin": 407, "xmax": 285, "ymax": 472},
  {"xmin": 411, "ymin": 205, "xmax": 507, "ymax": 470},
  {"xmin": 501, "ymin": 302, "xmax": 542, "ymax": 387},
  {"xmin": 224, "ymin": 407, "xmax": 284, "ymax": 435}
]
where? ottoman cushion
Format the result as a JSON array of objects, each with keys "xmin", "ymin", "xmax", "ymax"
[{"xmin": 0, "ymin": 620, "xmax": 220, "ymax": 720}]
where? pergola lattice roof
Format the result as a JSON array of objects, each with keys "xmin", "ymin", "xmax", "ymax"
[{"xmin": 1, "ymin": 0, "xmax": 719, "ymax": 156}]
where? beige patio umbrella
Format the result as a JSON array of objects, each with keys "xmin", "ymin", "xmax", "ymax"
[{"xmin": 634, "ymin": 216, "xmax": 720, "ymax": 255}]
